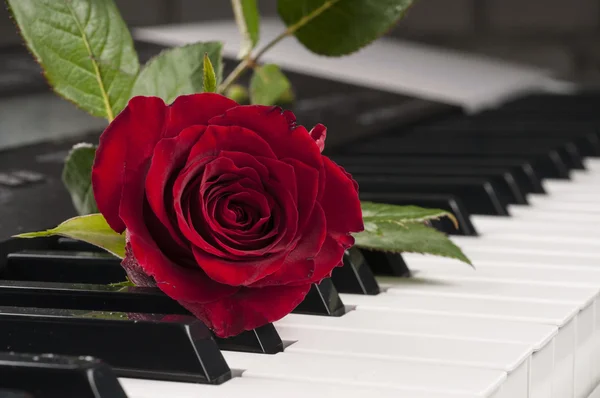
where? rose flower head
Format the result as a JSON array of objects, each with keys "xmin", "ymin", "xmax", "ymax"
[{"xmin": 92, "ymin": 93, "xmax": 364, "ymax": 337}]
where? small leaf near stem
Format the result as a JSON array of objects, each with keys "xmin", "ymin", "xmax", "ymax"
[
  {"xmin": 203, "ymin": 53, "xmax": 218, "ymax": 93},
  {"xmin": 14, "ymin": 214, "xmax": 126, "ymax": 259},
  {"xmin": 62, "ymin": 143, "xmax": 98, "ymax": 216}
]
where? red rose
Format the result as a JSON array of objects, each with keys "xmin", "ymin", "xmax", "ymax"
[{"xmin": 92, "ymin": 93, "xmax": 363, "ymax": 337}]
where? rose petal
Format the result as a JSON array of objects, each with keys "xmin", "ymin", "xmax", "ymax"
[
  {"xmin": 166, "ymin": 93, "xmax": 239, "ymax": 136},
  {"xmin": 319, "ymin": 157, "xmax": 364, "ymax": 238},
  {"xmin": 281, "ymin": 157, "xmax": 319, "ymax": 231},
  {"xmin": 93, "ymin": 96, "xmax": 168, "ymax": 232},
  {"xmin": 309, "ymin": 234, "xmax": 349, "ymax": 283},
  {"xmin": 208, "ymin": 106, "xmax": 322, "ymax": 170},
  {"xmin": 192, "ymin": 246, "xmax": 288, "ymax": 287},
  {"xmin": 178, "ymin": 283, "xmax": 312, "ymax": 338},
  {"xmin": 145, "ymin": 125, "xmax": 207, "ymax": 248},
  {"xmin": 187, "ymin": 125, "xmax": 277, "ymax": 164},
  {"xmin": 309, "ymin": 124, "xmax": 327, "ymax": 152},
  {"xmin": 250, "ymin": 203, "xmax": 327, "ymax": 287}
]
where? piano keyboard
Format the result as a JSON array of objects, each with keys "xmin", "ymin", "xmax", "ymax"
[{"xmin": 1, "ymin": 35, "xmax": 600, "ymax": 398}]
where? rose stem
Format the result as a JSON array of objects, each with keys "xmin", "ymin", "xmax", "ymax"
[{"xmin": 218, "ymin": 0, "xmax": 339, "ymax": 94}]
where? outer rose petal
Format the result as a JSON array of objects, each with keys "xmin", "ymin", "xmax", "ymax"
[
  {"xmin": 309, "ymin": 124, "xmax": 327, "ymax": 153},
  {"xmin": 93, "ymin": 96, "xmax": 167, "ymax": 232},
  {"xmin": 320, "ymin": 157, "xmax": 364, "ymax": 238},
  {"xmin": 166, "ymin": 93, "xmax": 239, "ymax": 136},
  {"xmin": 179, "ymin": 284, "xmax": 312, "ymax": 337}
]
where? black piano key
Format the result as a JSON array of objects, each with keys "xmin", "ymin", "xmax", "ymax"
[
  {"xmin": 413, "ymin": 122, "xmax": 600, "ymax": 158},
  {"xmin": 293, "ymin": 279, "xmax": 345, "ymax": 317},
  {"xmin": 3, "ymin": 250, "xmax": 126, "ymax": 284},
  {"xmin": 359, "ymin": 250, "xmax": 410, "ymax": 277},
  {"xmin": 0, "ymin": 306, "xmax": 231, "ymax": 384},
  {"xmin": 334, "ymin": 155, "xmax": 545, "ymax": 195},
  {"xmin": 330, "ymin": 248, "xmax": 380, "ymax": 295},
  {"xmin": 216, "ymin": 324, "xmax": 284, "ymax": 354},
  {"xmin": 349, "ymin": 166, "xmax": 527, "ymax": 205},
  {"xmin": 0, "ymin": 352, "xmax": 127, "ymax": 398},
  {"xmin": 0, "ymin": 279, "xmax": 283, "ymax": 355},
  {"xmin": 56, "ymin": 237, "xmax": 104, "ymax": 253},
  {"xmin": 354, "ymin": 176, "xmax": 510, "ymax": 216}
]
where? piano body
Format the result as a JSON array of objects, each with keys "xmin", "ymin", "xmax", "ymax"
[{"xmin": 0, "ymin": 18, "xmax": 600, "ymax": 398}]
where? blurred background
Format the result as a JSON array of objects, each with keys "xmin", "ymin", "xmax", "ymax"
[{"xmin": 3, "ymin": 0, "xmax": 600, "ymax": 82}]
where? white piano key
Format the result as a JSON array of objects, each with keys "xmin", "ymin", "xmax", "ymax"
[
  {"xmin": 221, "ymin": 351, "xmax": 514, "ymax": 398},
  {"xmin": 507, "ymin": 206, "xmax": 600, "ymax": 224},
  {"xmin": 541, "ymin": 180, "xmax": 600, "ymax": 194},
  {"xmin": 118, "ymin": 376, "xmax": 484, "ymax": 398},
  {"xmin": 276, "ymin": 310, "xmax": 556, "ymax": 397},
  {"xmin": 458, "ymin": 249, "xmax": 600, "ymax": 268},
  {"xmin": 273, "ymin": 328, "xmax": 530, "ymax": 396},
  {"xmin": 451, "ymin": 236, "xmax": 600, "ymax": 255},
  {"xmin": 381, "ymin": 278, "xmax": 598, "ymax": 397},
  {"xmin": 471, "ymin": 216, "xmax": 599, "ymax": 236},
  {"xmin": 402, "ymin": 260, "xmax": 600, "ymax": 397},
  {"xmin": 341, "ymin": 293, "xmax": 581, "ymax": 398}
]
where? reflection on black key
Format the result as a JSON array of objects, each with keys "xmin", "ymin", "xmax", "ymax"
[
  {"xmin": 0, "ymin": 390, "xmax": 33, "ymax": 398},
  {"xmin": 331, "ymin": 248, "xmax": 380, "ymax": 295},
  {"xmin": 0, "ymin": 352, "xmax": 127, "ymax": 398},
  {"xmin": 4, "ymin": 250, "xmax": 125, "ymax": 284},
  {"xmin": 0, "ymin": 280, "xmax": 283, "ymax": 354},
  {"xmin": 0, "ymin": 306, "xmax": 231, "ymax": 384},
  {"xmin": 293, "ymin": 279, "xmax": 345, "ymax": 316},
  {"xmin": 360, "ymin": 250, "xmax": 410, "ymax": 277},
  {"xmin": 355, "ymin": 176, "xmax": 510, "ymax": 216}
]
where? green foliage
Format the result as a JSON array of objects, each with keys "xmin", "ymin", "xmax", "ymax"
[
  {"xmin": 250, "ymin": 64, "xmax": 291, "ymax": 105},
  {"xmin": 277, "ymin": 0, "xmax": 415, "ymax": 56},
  {"xmin": 7, "ymin": 0, "xmax": 139, "ymax": 121},
  {"xmin": 132, "ymin": 42, "xmax": 223, "ymax": 104},
  {"xmin": 14, "ymin": 214, "xmax": 126, "ymax": 259},
  {"xmin": 232, "ymin": 0, "xmax": 260, "ymax": 58},
  {"xmin": 354, "ymin": 202, "xmax": 471, "ymax": 265},
  {"xmin": 62, "ymin": 143, "xmax": 98, "ymax": 215}
]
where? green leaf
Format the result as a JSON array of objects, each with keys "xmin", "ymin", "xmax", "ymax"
[
  {"xmin": 353, "ymin": 222, "xmax": 472, "ymax": 266},
  {"xmin": 361, "ymin": 201, "xmax": 458, "ymax": 229},
  {"xmin": 250, "ymin": 64, "xmax": 291, "ymax": 105},
  {"xmin": 202, "ymin": 53, "xmax": 217, "ymax": 93},
  {"xmin": 14, "ymin": 214, "xmax": 126, "ymax": 259},
  {"xmin": 7, "ymin": 0, "xmax": 139, "ymax": 121},
  {"xmin": 277, "ymin": 0, "xmax": 415, "ymax": 56},
  {"xmin": 231, "ymin": 0, "xmax": 260, "ymax": 58},
  {"xmin": 62, "ymin": 143, "xmax": 98, "ymax": 216},
  {"xmin": 225, "ymin": 84, "xmax": 250, "ymax": 104},
  {"xmin": 132, "ymin": 41, "xmax": 223, "ymax": 104}
]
